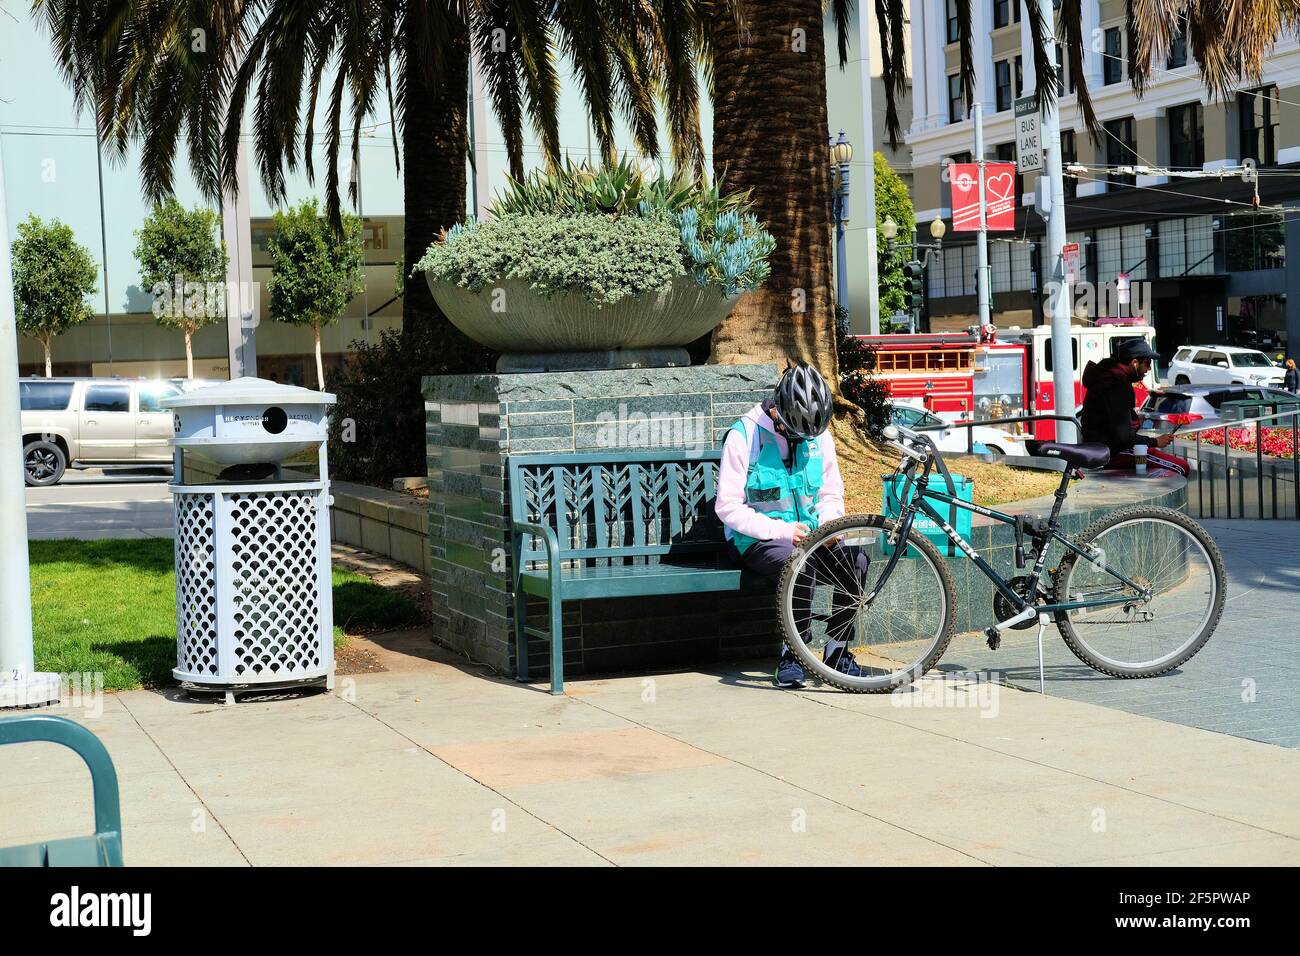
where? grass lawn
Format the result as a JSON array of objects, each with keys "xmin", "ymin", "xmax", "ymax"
[{"xmin": 29, "ymin": 538, "xmax": 425, "ymax": 691}]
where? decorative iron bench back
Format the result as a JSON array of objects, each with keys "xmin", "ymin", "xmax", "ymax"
[{"xmin": 508, "ymin": 450, "xmax": 727, "ymax": 568}]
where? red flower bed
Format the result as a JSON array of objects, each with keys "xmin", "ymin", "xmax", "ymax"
[{"xmin": 1200, "ymin": 425, "xmax": 1298, "ymax": 459}]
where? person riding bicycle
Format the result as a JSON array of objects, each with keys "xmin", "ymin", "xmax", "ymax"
[
  {"xmin": 1080, "ymin": 338, "xmax": 1189, "ymax": 476},
  {"xmin": 715, "ymin": 363, "xmax": 869, "ymax": 688}
]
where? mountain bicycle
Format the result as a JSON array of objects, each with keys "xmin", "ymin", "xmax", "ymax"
[{"xmin": 778, "ymin": 420, "xmax": 1226, "ymax": 692}]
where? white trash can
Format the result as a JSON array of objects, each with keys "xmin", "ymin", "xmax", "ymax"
[{"xmin": 162, "ymin": 378, "xmax": 336, "ymax": 699}]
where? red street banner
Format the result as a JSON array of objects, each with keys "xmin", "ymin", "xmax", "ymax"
[{"xmin": 950, "ymin": 162, "xmax": 1017, "ymax": 232}]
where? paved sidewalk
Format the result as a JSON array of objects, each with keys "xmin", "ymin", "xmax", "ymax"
[
  {"xmin": 940, "ymin": 519, "xmax": 1300, "ymax": 748},
  {"xmin": 2, "ymin": 633, "xmax": 1297, "ymax": 866}
]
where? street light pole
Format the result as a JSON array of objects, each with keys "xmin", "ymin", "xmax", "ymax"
[
  {"xmin": 1036, "ymin": 0, "xmax": 1078, "ymax": 443},
  {"xmin": 972, "ymin": 103, "xmax": 992, "ymax": 328},
  {"xmin": 0, "ymin": 133, "xmax": 61, "ymax": 708},
  {"xmin": 830, "ymin": 131, "xmax": 853, "ymax": 325}
]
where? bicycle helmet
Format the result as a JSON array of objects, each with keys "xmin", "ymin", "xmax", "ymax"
[{"xmin": 772, "ymin": 363, "xmax": 833, "ymax": 439}]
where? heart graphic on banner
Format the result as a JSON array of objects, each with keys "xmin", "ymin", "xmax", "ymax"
[{"xmin": 986, "ymin": 172, "xmax": 1014, "ymax": 202}]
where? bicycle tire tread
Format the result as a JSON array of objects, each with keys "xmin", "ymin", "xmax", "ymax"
[
  {"xmin": 776, "ymin": 513, "xmax": 958, "ymax": 693},
  {"xmin": 1051, "ymin": 506, "xmax": 1226, "ymax": 678}
]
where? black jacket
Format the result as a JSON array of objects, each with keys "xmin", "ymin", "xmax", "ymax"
[
  {"xmin": 1080, "ymin": 358, "xmax": 1141, "ymax": 454},
  {"xmin": 1285, "ymin": 367, "xmax": 1299, "ymax": 392}
]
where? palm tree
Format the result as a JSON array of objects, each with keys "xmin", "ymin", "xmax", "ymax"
[
  {"xmin": 705, "ymin": 0, "xmax": 839, "ymax": 378},
  {"xmin": 32, "ymin": 0, "xmax": 707, "ymax": 373}
]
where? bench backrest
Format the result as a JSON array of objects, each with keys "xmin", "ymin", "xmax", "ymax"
[{"xmin": 508, "ymin": 450, "xmax": 727, "ymax": 568}]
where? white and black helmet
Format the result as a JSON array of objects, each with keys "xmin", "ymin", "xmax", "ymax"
[{"xmin": 773, "ymin": 363, "xmax": 833, "ymax": 439}]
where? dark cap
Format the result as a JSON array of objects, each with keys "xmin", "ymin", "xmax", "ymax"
[{"xmin": 1117, "ymin": 338, "xmax": 1160, "ymax": 362}]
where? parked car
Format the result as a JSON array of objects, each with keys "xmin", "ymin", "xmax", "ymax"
[
  {"xmin": 19, "ymin": 378, "xmax": 181, "ymax": 486},
  {"xmin": 1138, "ymin": 384, "xmax": 1300, "ymax": 429},
  {"xmin": 1166, "ymin": 346, "xmax": 1287, "ymax": 388},
  {"xmin": 168, "ymin": 377, "xmax": 222, "ymax": 393},
  {"xmin": 889, "ymin": 402, "xmax": 1027, "ymax": 457}
]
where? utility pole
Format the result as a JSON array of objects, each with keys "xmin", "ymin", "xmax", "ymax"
[
  {"xmin": 0, "ymin": 133, "xmax": 61, "ymax": 707},
  {"xmin": 857, "ymin": 3, "xmax": 881, "ymax": 334},
  {"xmin": 973, "ymin": 102, "xmax": 992, "ymax": 328},
  {"xmin": 1035, "ymin": 0, "xmax": 1077, "ymax": 443},
  {"xmin": 222, "ymin": 134, "xmax": 257, "ymax": 380}
]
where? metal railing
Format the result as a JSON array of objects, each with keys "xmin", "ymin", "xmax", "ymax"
[
  {"xmin": 1175, "ymin": 409, "xmax": 1300, "ymax": 521},
  {"xmin": 914, "ymin": 413, "xmax": 1081, "ymax": 456},
  {"xmin": 917, "ymin": 408, "xmax": 1300, "ymax": 520}
]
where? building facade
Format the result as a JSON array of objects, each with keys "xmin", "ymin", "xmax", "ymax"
[{"xmin": 908, "ymin": 0, "xmax": 1300, "ymax": 361}]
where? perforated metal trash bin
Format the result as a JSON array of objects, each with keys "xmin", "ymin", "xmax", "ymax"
[{"xmin": 162, "ymin": 378, "xmax": 336, "ymax": 698}]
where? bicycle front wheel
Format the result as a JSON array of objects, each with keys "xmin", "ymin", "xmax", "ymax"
[
  {"xmin": 1053, "ymin": 506, "xmax": 1226, "ymax": 677},
  {"xmin": 777, "ymin": 514, "xmax": 957, "ymax": 692}
]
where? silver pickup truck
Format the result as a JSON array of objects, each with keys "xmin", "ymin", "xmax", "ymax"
[{"xmin": 19, "ymin": 378, "xmax": 182, "ymax": 486}]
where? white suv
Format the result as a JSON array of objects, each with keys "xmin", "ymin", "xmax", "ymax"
[
  {"xmin": 1167, "ymin": 346, "xmax": 1285, "ymax": 388},
  {"xmin": 20, "ymin": 378, "xmax": 181, "ymax": 486}
]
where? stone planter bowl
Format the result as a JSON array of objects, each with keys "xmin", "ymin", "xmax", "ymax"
[{"xmin": 426, "ymin": 275, "xmax": 738, "ymax": 357}]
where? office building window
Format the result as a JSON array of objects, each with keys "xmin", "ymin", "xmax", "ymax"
[
  {"xmin": 947, "ymin": 0, "xmax": 960, "ymax": 44},
  {"xmin": 993, "ymin": 0, "xmax": 1021, "ymax": 29},
  {"xmin": 1060, "ymin": 130, "xmax": 1077, "ymax": 200},
  {"xmin": 1103, "ymin": 28, "xmax": 1122, "ymax": 85},
  {"xmin": 1015, "ymin": 56, "xmax": 1023, "ymax": 98},
  {"xmin": 949, "ymin": 73, "xmax": 965, "ymax": 123},
  {"xmin": 1240, "ymin": 86, "xmax": 1280, "ymax": 165},
  {"xmin": 1121, "ymin": 224, "xmax": 1148, "ymax": 280},
  {"xmin": 1168, "ymin": 19, "xmax": 1188, "ymax": 68},
  {"xmin": 995, "ymin": 141, "xmax": 1023, "ymax": 203},
  {"xmin": 1168, "ymin": 103, "xmax": 1204, "ymax": 169},
  {"xmin": 995, "ymin": 60, "xmax": 1012, "ymax": 112},
  {"xmin": 1160, "ymin": 217, "xmax": 1215, "ymax": 276},
  {"xmin": 991, "ymin": 241, "xmax": 1012, "ymax": 292},
  {"xmin": 1105, "ymin": 117, "xmax": 1136, "ymax": 188},
  {"xmin": 1011, "ymin": 241, "xmax": 1032, "ymax": 290}
]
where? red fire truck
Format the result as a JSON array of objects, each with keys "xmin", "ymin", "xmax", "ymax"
[{"xmin": 855, "ymin": 321, "xmax": 1158, "ymax": 441}]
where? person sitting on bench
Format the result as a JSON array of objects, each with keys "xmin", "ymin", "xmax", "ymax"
[
  {"xmin": 715, "ymin": 363, "xmax": 869, "ymax": 688},
  {"xmin": 1080, "ymin": 338, "xmax": 1188, "ymax": 476}
]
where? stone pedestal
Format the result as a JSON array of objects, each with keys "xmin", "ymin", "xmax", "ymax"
[{"xmin": 422, "ymin": 364, "xmax": 779, "ymax": 679}]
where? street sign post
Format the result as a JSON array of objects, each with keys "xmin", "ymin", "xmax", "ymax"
[
  {"xmin": 1014, "ymin": 96, "xmax": 1043, "ymax": 173},
  {"xmin": 1062, "ymin": 242, "xmax": 1080, "ymax": 284}
]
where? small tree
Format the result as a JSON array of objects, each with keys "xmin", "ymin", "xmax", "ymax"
[
  {"xmin": 135, "ymin": 198, "xmax": 228, "ymax": 379},
  {"xmin": 266, "ymin": 199, "xmax": 365, "ymax": 388},
  {"xmin": 11, "ymin": 215, "xmax": 98, "ymax": 376},
  {"xmin": 874, "ymin": 152, "xmax": 916, "ymax": 327}
]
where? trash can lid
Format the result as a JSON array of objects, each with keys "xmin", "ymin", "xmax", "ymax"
[{"xmin": 161, "ymin": 376, "xmax": 336, "ymax": 409}]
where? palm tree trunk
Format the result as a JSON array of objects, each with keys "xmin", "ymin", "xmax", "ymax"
[
  {"xmin": 314, "ymin": 324, "xmax": 324, "ymax": 389},
  {"xmin": 184, "ymin": 328, "xmax": 195, "ymax": 380},
  {"xmin": 401, "ymin": 24, "xmax": 491, "ymax": 375},
  {"xmin": 707, "ymin": 0, "xmax": 838, "ymax": 382}
]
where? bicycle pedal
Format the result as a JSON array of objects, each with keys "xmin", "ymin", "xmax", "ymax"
[{"xmin": 984, "ymin": 627, "xmax": 1001, "ymax": 651}]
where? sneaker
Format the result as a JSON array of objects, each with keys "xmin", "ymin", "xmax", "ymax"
[
  {"xmin": 774, "ymin": 653, "xmax": 806, "ymax": 688},
  {"xmin": 825, "ymin": 646, "xmax": 865, "ymax": 678}
]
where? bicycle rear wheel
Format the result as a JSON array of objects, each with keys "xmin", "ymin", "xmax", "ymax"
[
  {"xmin": 777, "ymin": 514, "xmax": 957, "ymax": 692},
  {"xmin": 1052, "ymin": 506, "xmax": 1226, "ymax": 677}
]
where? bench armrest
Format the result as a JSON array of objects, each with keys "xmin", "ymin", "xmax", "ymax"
[{"xmin": 511, "ymin": 519, "xmax": 562, "ymax": 593}]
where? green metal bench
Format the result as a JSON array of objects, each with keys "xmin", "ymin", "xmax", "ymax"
[
  {"xmin": 509, "ymin": 449, "xmax": 768, "ymax": 694},
  {"xmin": 0, "ymin": 714, "xmax": 124, "ymax": 867}
]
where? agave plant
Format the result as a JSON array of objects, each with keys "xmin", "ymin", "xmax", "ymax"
[{"xmin": 489, "ymin": 156, "xmax": 751, "ymax": 219}]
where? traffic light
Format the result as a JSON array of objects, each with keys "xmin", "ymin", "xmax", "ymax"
[{"xmin": 902, "ymin": 260, "xmax": 925, "ymax": 312}]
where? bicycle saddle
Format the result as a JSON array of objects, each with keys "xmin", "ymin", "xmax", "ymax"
[{"xmin": 1030, "ymin": 441, "xmax": 1111, "ymax": 469}]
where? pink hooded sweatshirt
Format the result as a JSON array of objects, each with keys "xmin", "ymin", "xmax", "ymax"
[{"xmin": 715, "ymin": 402, "xmax": 846, "ymax": 546}]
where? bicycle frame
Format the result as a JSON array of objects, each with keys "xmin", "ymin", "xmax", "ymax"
[{"xmin": 869, "ymin": 446, "xmax": 1154, "ymax": 617}]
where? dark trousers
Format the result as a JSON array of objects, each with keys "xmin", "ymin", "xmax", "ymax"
[{"xmin": 729, "ymin": 536, "xmax": 870, "ymax": 660}]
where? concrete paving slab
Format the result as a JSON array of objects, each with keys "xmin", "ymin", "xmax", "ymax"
[{"xmin": 497, "ymin": 762, "xmax": 984, "ymax": 866}]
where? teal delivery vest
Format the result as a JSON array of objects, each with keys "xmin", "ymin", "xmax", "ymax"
[{"xmin": 726, "ymin": 419, "xmax": 824, "ymax": 554}]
